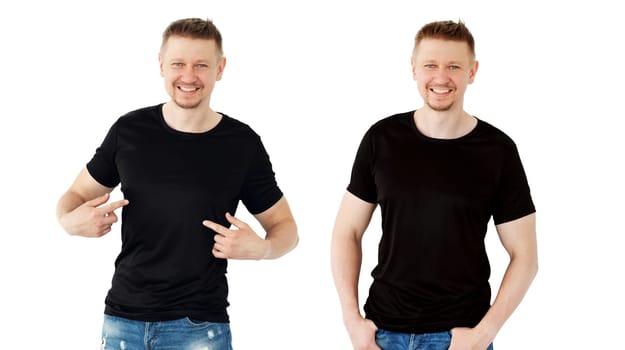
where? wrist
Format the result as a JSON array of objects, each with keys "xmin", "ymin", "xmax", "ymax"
[
  {"xmin": 473, "ymin": 321, "xmax": 498, "ymax": 345},
  {"xmin": 342, "ymin": 309, "xmax": 364, "ymax": 326}
]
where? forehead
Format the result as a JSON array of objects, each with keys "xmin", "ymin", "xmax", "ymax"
[
  {"xmin": 414, "ymin": 38, "xmax": 473, "ymax": 62},
  {"xmin": 161, "ymin": 36, "xmax": 220, "ymax": 60}
]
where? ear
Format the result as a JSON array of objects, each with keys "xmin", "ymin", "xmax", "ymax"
[
  {"xmin": 158, "ymin": 52, "xmax": 164, "ymax": 77},
  {"xmin": 410, "ymin": 56, "xmax": 417, "ymax": 80},
  {"xmin": 216, "ymin": 56, "xmax": 227, "ymax": 81},
  {"xmin": 468, "ymin": 60, "xmax": 479, "ymax": 84}
]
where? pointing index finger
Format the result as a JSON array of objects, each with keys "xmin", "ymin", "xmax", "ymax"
[
  {"xmin": 105, "ymin": 199, "xmax": 129, "ymax": 213},
  {"xmin": 203, "ymin": 220, "xmax": 227, "ymax": 235}
]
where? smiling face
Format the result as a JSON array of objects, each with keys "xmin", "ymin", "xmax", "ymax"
[
  {"xmin": 159, "ymin": 36, "xmax": 226, "ymax": 110},
  {"xmin": 411, "ymin": 38, "xmax": 478, "ymax": 112}
]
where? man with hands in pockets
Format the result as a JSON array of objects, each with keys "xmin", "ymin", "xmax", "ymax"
[{"xmin": 331, "ymin": 20, "xmax": 537, "ymax": 350}]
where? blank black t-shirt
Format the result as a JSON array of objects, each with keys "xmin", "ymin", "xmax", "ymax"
[
  {"xmin": 87, "ymin": 104, "xmax": 283, "ymax": 322},
  {"xmin": 348, "ymin": 111, "xmax": 535, "ymax": 333}
]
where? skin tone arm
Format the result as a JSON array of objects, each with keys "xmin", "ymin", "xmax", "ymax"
[
  {"xmin": 203, "ymin": 196, "xmax": 298, "ymax": 260},
  {"xmin": 449, "ymin": 213, "xmax": 538, "ymax": 350},
  {"xmin": 56, "ymin": 167, "xmax": 129, "ymax": 237},
  {"xmin": 330, "ymin": 192, "xmax": 380, "ymax": 350}
]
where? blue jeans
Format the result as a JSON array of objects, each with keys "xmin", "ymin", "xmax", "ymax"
[
  {"xmin": 101, "ymin": 314, "xmax": 233, "ymax": 350},
  {"xmin": 375, "ymin": 328, "xmax": 493, "ymax": 350}
]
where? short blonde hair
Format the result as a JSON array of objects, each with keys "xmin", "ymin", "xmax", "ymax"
[{"xmin": 161, "ymin": 18, "xmax": 223, "ymax": 56}]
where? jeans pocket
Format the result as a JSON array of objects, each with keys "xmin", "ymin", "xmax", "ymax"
[{"xmin": 185, "ymin": 317, "xmax": 210, "ymax": 326}]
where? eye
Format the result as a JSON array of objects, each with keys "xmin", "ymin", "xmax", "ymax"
[
  {"xmin": 449, "ymin": 65, "xmax": 461, "ymax": 70},
  {"xmin": 171, "ymin": 62, "xmax": 184, "ymax": 68},
  {"xmin": 195, "ymin": 63, "xmax": 209, "ymax": 69},
  {"xmin": 424, "ymin": 64, "xmax": 436, "ymax": 69}
]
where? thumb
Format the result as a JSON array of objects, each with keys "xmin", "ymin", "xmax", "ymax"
[
  {"xmin": 225, "ymin": 212, "xmax": 247, "ymax": 229},
  {"xmin": 85, "ymin": 193, "xmax": 110, "ymax": 208}
]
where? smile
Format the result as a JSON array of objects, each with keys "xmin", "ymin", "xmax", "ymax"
[
  {"xmin": 430, "ymin": 88, "xmax": 452, "ymax": 94},
  {"xmin": 178, "ymin": 86, "xmax": 200, "ymax": 92}
]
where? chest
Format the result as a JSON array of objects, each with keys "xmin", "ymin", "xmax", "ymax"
[
  {"xmin": 373, "ymin": 139, "xmax": 502, "ymax": 207},
  {"xmin": 114, "ymin": 132, "xmax": 256, "ymax": 200}
]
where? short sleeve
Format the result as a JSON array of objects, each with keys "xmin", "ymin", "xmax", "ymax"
[
  {"xmin": 492, "ymin": 142, "xmax": 536, "ymax": 225},
  {"xmin": 240, "ymin": 138, "xmax": 283, "ymax": 214},
  {"xmin": 86, "ymin": 121, "xmax": 121, "ymax": 188},
  {"xmin": 347, "ymin": 128, "xmax": 378, "ymax": 203}
]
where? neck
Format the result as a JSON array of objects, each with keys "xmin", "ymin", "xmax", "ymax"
[
  {"xmin": 162, "ymin": 101, "xmax": 221, "ymax": 133},
  {"xmin": 413, "ymin": 108, "xmax": 476, "ymax": 139}
]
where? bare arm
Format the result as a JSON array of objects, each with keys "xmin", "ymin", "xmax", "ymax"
[
  {"xmin": 450, "ymin": 213, "xmax": 538, "ymax": 349},
  {"xmin": 253, "ymin": 196, "xmax": 298, "ymax": 259},
  {"xmin": 330, "ymin": 192, "xmax": 380, "ymax": 350},
  {"xmin": 56, "ymin": 167, "xmax": 129, "ymax": 237},
  {"xmin": 204, "ymin": 196, "xmax": 298, "ymax": 260}
]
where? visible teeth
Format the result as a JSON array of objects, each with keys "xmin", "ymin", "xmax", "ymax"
[
  {"xmin": 432, "ymin": 88, "xmax": 450, "ymax": 93},
  {"xmin": 179, "ymin": 86, "xmax": 197, "ymax": 92}
]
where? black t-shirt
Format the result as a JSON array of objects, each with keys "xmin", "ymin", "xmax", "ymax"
[
  {"xmin": 87, "ymin": 104, "xmax": 283, "ymax": 322},
  {"xmin": 348, "ymin": 111, "xmax": 535, "ymax": 333}
]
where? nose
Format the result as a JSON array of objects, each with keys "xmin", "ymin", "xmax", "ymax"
[
  {"xmin": 431, "ymin": 67, "xmax": 450, "ymax": 82},
  {"xmin": 179, "ymin": 65, "xmax": 197, "ymax": 82}
]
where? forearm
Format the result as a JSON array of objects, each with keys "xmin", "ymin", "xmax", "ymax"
[
  {"xmin": 474, "ymin": 254, "xmax": 538, "ymax": 343},
  {"xmin": 57, "ymin": 167, "xmax": 111, "ymax": 225},
  {"xmin": 330, "ymin": 194, "xmax": 378, "ymax": 349},
  {"xmin": 262, "ymin": 219, "xmax": 298, "ymax": 259},
  {"xmin": 331, "ymin": 193, "xmax": 376, "ymax": 325},
  {"xmin": 56, "ymin": 191, "xmax": 86, "ymax": 224},
  {"xmin": 331, "ymin": 233, "xmax": 364, "ymax": 324}
]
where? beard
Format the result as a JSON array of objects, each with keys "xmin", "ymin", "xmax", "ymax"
[
  {"xmin": 173, "ymin": 98, "xmax": 202, "ymax": 109},
  {"xmin": 170, "ymin": 81, "xmax": 205, "ymax": 109},
  {"xmin": 423, "ymin": 84, "xmax": 457, "ymax": 112},
  {"xmin": 426, "ymin": 99, "xmax": 454, "ymax": 112}
]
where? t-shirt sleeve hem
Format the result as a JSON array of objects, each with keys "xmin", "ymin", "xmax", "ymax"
[
  {"xmin": 246, "ymin": 189, "xmax": 284, "ymax": 215},
  {"xmin": 493, "ymin": 207, "xmax": 536, "ymax": 226},
  {"xmin": 346, "ymin": 185, "xmax": 377, "ymax": 204},
  {"xmin": 86, "ymin": 162, "xmax": 118, "ymax": 189}
]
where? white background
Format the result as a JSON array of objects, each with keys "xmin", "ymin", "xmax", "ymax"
[{"xmin": 1, "ymin": 1, "xmax": 623, "ymax": 349}]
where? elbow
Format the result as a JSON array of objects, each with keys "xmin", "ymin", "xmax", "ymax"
[
  {"xmin": 266, "ymin": 221, "xmax": 298, "ymax": 259},
  {"xmin": 288, "ymin": 223, "xmax": 299, "ymax": 251},
  {"xmin": 285, "ymin": 217, "xmax": 298, "ymax": 246},
  {"xmin": 293, "ymin": 228, "xmax": 300, "ymax": 249},
  {"xmin": 531, "ymin": 256, "xmax": 539, "ymax": 279},
  {"xmin": 523, "ymin": 252, "xmax": 539, "ymax": 282},
  {"xmin": 510, "ymin": 251, "xmax": 539, "ymax": 282}
]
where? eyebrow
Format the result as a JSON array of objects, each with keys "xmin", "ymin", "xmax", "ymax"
[
  {"xmin": 167, "ymin": 58, "xmax": 213, "ymax": 64},
  {"xmin": 420, "ymin": 59, "xmax": 465, "ymax": 65}
]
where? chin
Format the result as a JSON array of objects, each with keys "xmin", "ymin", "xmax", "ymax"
[
  {"xmin": 427, "ymin": 102, "xmax": 454, "ymax": 112},
  {"xmin": 174, "ymin": 99, "xmax": 202, "ymax": 109}
]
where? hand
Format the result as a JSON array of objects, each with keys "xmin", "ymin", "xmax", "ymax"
[
  {"xmin": 203, "ymin": 212, "xmax": 269, "ymax": 260},
  {"xmin": 345, "ymin": 316, "xmax": 381, "ymax": 350},
  {"xmin": 449, "ymin": 327, "xmax": 491, "ymax": 350},
  {"xmin": 60, "ymin": 193, "xmax": 129, "ymax": 238}
]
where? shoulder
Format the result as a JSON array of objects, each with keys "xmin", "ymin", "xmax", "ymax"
[
  {"xmin": 474, "ymin": 118, "xmax": 518, "ymax": 149},
  {"xmin": 216, "ymin": 113, "xmax": 265, "ymax": 147},
  {"xmin": 218, "ymin": 113, "xmax": 259, "ymax": 136},
  {"xmin": 115, "ymin": 104, "xmax": 162, "ymax": 126},
  {"xmin": 472, "ymin": 119, "xmax": 528, "ymax": 166},
  {"xmin": 366, "ymin": 111, "xmax": 414, "ymax": 137}
]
